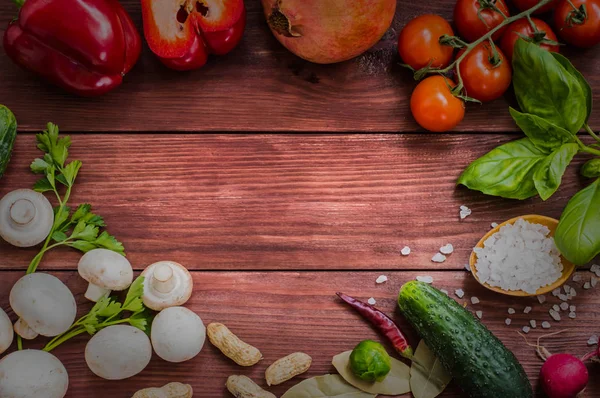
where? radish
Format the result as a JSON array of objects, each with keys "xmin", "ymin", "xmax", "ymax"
[{"xmin": 520, "ymin": 330, "xmax": 599, "ymax": 398}]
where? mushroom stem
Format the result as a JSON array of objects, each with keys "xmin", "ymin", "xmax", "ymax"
[
  {"xmin": 14, "ymin": 317, "xmax": 39, "ymax": 340},
  {"xmin": 85, "ymin": 283, "xmax": 111, "ymax": 302},
  {"xmin": 10, "ymin": 198, "xmax": 36, "ymax": 225},
  {"xmin": 152, "ymin": 263, "xmax": 175, "ymax": 294}
]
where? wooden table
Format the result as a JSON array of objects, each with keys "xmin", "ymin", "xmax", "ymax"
[{"xmin": 1, "ymin": 1, "xmax": 599, "ymax": 397}]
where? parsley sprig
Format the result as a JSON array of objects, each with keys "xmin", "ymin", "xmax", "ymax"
[
  {"xmin": 27, "ymin": 123, "xmax": 124, "ymax": 274},
  {"xmin": 43, "ymin": 277, "xmax": 151, "ymax": 352}
]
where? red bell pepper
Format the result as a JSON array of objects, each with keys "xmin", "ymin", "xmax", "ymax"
[
  {"xmin": 4, "ymin": 0, "xmax": 141, "ymax": 97},
  {"xmin": 141, "ymin": 0, "xmax": 246, "ymax": 71}
]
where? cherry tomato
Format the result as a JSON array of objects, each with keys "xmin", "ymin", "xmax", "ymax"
[
  {"xmin": 500, "ymin": 18, "xmax": 559, "ymax": 61},
  {"xmin": 410, "ymin": 76, "xmax": 465, "ymax": 132},
  {"xmin": 458, "ymin": 42, "xmax": 512, "ymax": 102},
  {"xmin": 398, "ymin": 15, "xmax": 455, "ymax": 70},
  {"xmin": 554, "ymin": 0, "xmax": 600, "ymax": 47},
  {"xmin": 454, "ymin": 0, "xmax": 511, "ymax": 42},
  {"xmin": 513, "ymin": 0, "xmax": 559, "ymax": 13}
]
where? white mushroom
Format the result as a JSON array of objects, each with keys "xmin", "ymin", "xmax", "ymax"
[
  {"xmin": 0, "ymin": 189, "xmax": 54, "ymax": 247},
  {"xmin": 85, "ymin": 325, "xmax": 152, "ymax": 380},
  {"xmin": 78, "ymin": 248, "xmax": 133, "ymax": 302},
  {"xmin": 151, "ymin": 306, "xmax": 205, "ymax": 363},
  {"xmin": 9, "ymin": 273, "xmax": 76, "ymax": 340},
  {"xmin": 140, "ymin": 261, "xmax": 193, "ymax": 311},
  {"xmin": 0, "ymin": 349, "xmax": 68, "ymax": 398},
  {"xmin": 0, "ymin": 307, "xmax": 13, "ymax": 355}
]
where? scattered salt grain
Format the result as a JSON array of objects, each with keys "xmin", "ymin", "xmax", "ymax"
[
  {"xmin": 455, "ymin": 289, "xmax": 465, "ymax": 298},
  {"xmin": 591, "ymin": 264, "xmax": 600, "ymax": 277},
  {"xmin": 522, "ymin": 326, "xmax": 531, "ymax": 334},
  {"xmin": 440, "ymin": 244, "xmax": 454, "ymax": 255},
  {"xmin": 473, "ymin": 218, "xmax": 563, "ymax": 294},
  {"xmin": 584, "ymin": 282, "xmax": 591, "ymax": 290},
  {"xmin": 476, "ymin": 311, "xmax": 483, "ymax": 319},
  {"xmin": 564, "ymin": 284, "xmax": 571, "ymax": 294},
  {"xmin": 432, "ymin": 253, "xmax": 447, "ymax": 263},
  {"xmin": 573, "ymin": 274, "xmax": 583, "ymax": 283},
  {"xmin": 570, "ymin": 288, "xmax": 577, "ymax": 298},
  {"xmin": 376, "ymin": 275, "xmax": 388, "ymax": 284},
  {"xmin": 524, "ymin": 306, "xmax": 532, "ymax": 314},
  {"xmin": 508, "ymin": 308, "xmax": 515, "ymax": 315},
  {"xmin": 505, "ymin": 318, "xmax": 512, "ymax": 326},
  {"xmin": 464, "ymin": 263, "xmax": 471, "ymax": 272},
  {"xmin": 367, "ymin": 297, "xmax": 376, "ymax": 305},
  {"xmin": 559, "ymin": 294, "xmax": 569, "ymax": 302},
  {"xmin": 542, "ymin": 321, "xmax": 551, "ymax": 329},
  {"xmin": 569, "ymin": 312, "xmax": 577, "ymax": 319},
  {"xmin": 552, "ymin": 288, "xmax": 561, "ymax": 297},
  {"xmin": 401, "ymin": 246, "xmax": 411, "ymax": 256},
  {"xmin": 416, "ymin": 275, "xmax": 434, "ymax": 284},
  {"xmin": 552, "ymin": 305, "xmax": 560, "ymax": 312},
  {"xmin": 570, "ymin": 305, "xmax": 576, "ymax": 312},
  {"xmin": 588, "ymin": 335, "xmax": 599, "ymax": 346},
  {"xmin": 440, "ymin": 289, "xmax": 449, "ymax": 295},
  {"xmin": 491, "ymin": 222, "xmax": 499, "ymax": 229},
  {"xmin": 592, "ymin": 276, "xmax": 598, "ymax": 288},
  {"xmin": 471, "ymin": 297, "xmax": 480, "ymax": 305},
  {"xmin": 530, "ymin": 320, "xmax": 537, "ymax": 328},
  {"xmin": 537, "ymin": 295, "xmax": 546, "ymax": 304},
  {"xmin": 549, "ymin": 309, "xmax": 561, "ymax": 321},
  {"xmin": 460, "ymin": 205, "xmax": 472, "ymax": 220},
  {"xmin": 560, "ymin": 302, "xmax": 569, "ymax": 311}
]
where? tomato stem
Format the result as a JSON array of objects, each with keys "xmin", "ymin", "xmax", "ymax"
[{"xmin": 420, "ymin": 0, "xmax": 556, "ymax": 97}]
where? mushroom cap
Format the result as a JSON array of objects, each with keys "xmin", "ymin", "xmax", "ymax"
[
  {"xmin": 151, "ymin": 307, "xmax": 205, "ymax": 363},
  {"xmin": 0, "ymin": 189, "xmax": 54, "ymax": 247},
  {"xmin": 78, "ymin": 249, "xmax": 133, "ymax": 291},
  {"xmin": 141, "ymin": 261, "xmax": 193, "ymax": 311},
  {"xmin": 0, "ymin": 307, "xmax": 13, "ymax": 354},
  {"xmin": 9, "ymin": 273, "xmax": 76, "ymax": 337},
  {"xmin": 0, "ymin": 349, "xmax": 68, "ymax": 398},
  {"xmin": 85, "ymin": 325, "xmax": 152, "ymax": 380}
]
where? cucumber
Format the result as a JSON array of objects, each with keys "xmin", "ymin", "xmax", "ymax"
[
  {"xmin": 398, "ymin": 281, "xmax": 532, "ymax": 398},
  {"xmin": 0, "ymin": 105, "xmax": 17, "ymax": 179}
]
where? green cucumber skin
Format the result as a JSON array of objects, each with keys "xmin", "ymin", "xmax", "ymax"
[
  {"xmin": 398, "ymin": 281, "xmax": 533, "ymax": 398},
  {"xmin": 0, "ymin": 105, "xmax": 17, "ymax": 179}
]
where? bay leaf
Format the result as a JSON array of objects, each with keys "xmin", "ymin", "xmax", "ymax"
[
  {"xmin": 281, "ymin": 374, "xmax": 375, "ymax": 398},
  {"xmin": 332, "ymin": 350, "xmax": 411, "ymax": 395},
  {"xmin": 410, "ymin": 340, "xmax": 452, "ymax": 398}
]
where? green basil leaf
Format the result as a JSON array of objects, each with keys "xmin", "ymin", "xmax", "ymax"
[
  {"xmin": 555, "ymin": 178, "xmax": 600, "ymax": 265},
  {"xmin": 582, "ymin": 159, "xmax": 600, "ymax": 178},
  {"xmin": 513, "ymin": 39, "xmax": 587, "ymax": 133},
  {"xmin": 509, "ymin": 108, "xmax": 575, "ymax": 152},
  {"xmin": 533, "ymin": 143, "xmax": 579, "ymax": 200},
  {"xmin": 551, "ymin": 52, "xmax": 592, "ymax": 123},
  {"xmin": 458, "ymin": 138, "xmax": 547, "ymax": 200}
]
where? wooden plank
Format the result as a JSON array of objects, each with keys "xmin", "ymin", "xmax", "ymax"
[
  {"xmin": 0, "ymin": 270, "xmax": 598, "ymax": 397},
  {"xmin": 1, "ymin": 134, "xmax": 596, "ymax": 271},
  {"xmin": 0, "ymin": 1, "xmax": 598, "ymax": 132}
]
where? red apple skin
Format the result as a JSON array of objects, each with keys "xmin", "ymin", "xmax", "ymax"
[{"xmin": 261, "ymin": 0, "xmax": 396, "ymax": 64}]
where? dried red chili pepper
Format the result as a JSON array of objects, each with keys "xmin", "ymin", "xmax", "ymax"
[{"xmin": 337, "ymin": 292, "xmax": 414, "ymax": 359}]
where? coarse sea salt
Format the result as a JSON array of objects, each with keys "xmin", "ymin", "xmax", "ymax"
[
  {"xmin": 592, "ymin": 277, "xmax": 598, "ymax": 288},
  {"xmin": 455, "ymin": 289, "xmax": 465, "ymax": 298},
  {"xmin": 573, "ymin": 274, "xmax": 583, "ymax": 283},
  {"xmin": 588, "ymin": 335, "xmax": 599, "ymax": 346},
  {"xmin": 549, "ymin": 309, "xmax": 561, "ymax": 321},
  {"xmin": 376, "ymin": 275, "xmax": 388, "ymax": 284},
  {"xmin": 591, "ymin": 264, "xmax": 600, "ymax": 277},
  {"xmin": 508, "ymin": 308, "xmax": 516, "ymax": 315},
  {"xmin": 473, "ymin": 218, "xmax": 563, "ymax": 294},
  {"xmin": 552, "ymin": 288, "xmax": 561, "ymax": 297},
  {"xmin": 440, "ymin": 289, "xmax": 449, "ymax": 295},
  {"xmin": 440, "ymin": 244, "xmax": 454, "ymax": 255},
  {"xmin": 584, "ymin": 282, "xmax": 591, "ymax": 290},
  {"xmin": 559, "ymin": 294, "xmax": 569, "ymax": 302},
  {"xmin": 401, "ymin": 246, "xmax": 411, "ymax": 256},
  {"xmin": 530, "ymin": 320, "xmax": 537, "ymax": 328},
  {"xmin": 460, "ymin": 205, "xmax": 472, "ymax": 220},
  {"xmin": 476, "ymin": 311, "xmax": 483, "ymax": 319},
  {"xmin": 552, "ymin": 304, "xmax": 560, "ymax": 312},
  {"xmin": 464, "ymin": 263, "xmax": 471, "ymax": 272},
  {"xmin": 471, "ymin": 297, "xmax": 480, "ymax": 305},
  {"xmin": 522, "ymin": 326, "xmax": 531, "ymax": 334},
  {"xmin": 491, "ymin": 222, "xmax": 499, "ymax": 229},
  {"xmin": 564, "ymin": 284, "xmax": 571, "ymax": 294},
  {"xmin": 505, "ymin": 318, "xmax": 512, "ymax": 326},
  {"xmin": 432, "ymin": 253, "xmax": 447, "ymax": 263},
  {"xmin": 560, "ymin": 302, "xmax": 569, "ymax": 311},
  {"xmin": 367, "ymin": 297, "xmax": 377, "ymax": 305},
  {"xmin": 524, "ymin": 306, "xmax": 532, "ymax": 314},
  {"xmin": 416, "ymin": 275, "xmax": 433, "ymax": 284},
  {"xmin": 569, "ymin": 312, "xmax": 576, "ymax": 319},
  {"xmin": 537, "ymin": 295, "xmax": 546, "ymax": 304},
  {"xmin": 542, "ymin": 321, "xmax": 551, "ymax": 329},
  {"xmin": 570, "ymin": 305, "xmax": 576, "ymax": 312}
]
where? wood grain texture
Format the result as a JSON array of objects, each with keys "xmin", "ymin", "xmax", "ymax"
[
  {"xmin": 0, "ymin": 1, "xmax": 598, "ymax": 132},
  {"xmin": 0, "ymin": 270, "xmax": 598, "ymax": 397},
  {"xmin": 2, "ymin": 134, "xmax": 597, "ymax": 271}
]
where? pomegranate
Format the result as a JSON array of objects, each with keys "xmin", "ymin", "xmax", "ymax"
[{"xmin": 261, "ymin": 0, "xmax": 396, "ymax": 64}]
